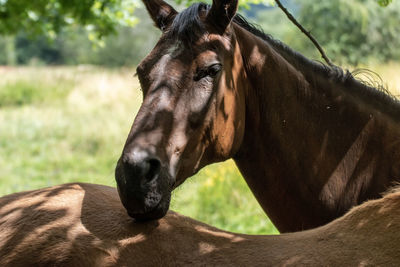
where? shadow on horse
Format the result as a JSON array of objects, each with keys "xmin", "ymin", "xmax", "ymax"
[{"xmin": 115, "ymin": 0, "xmax": 400, "ymax": 232}]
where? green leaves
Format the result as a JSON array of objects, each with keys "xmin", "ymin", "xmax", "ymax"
[
  {"xmin": 239, "ymin": 0, "xmax": 275, "ymax": 9},
  {"xmin": 0, "ymin": 0, "xmax": 397, "ymax": 58},
  {"xmin": 0, "ymin": 0, "xmax": 138, "ymax": 38},
  {"xmin": 295, "ymin": 0, "xmax": 400, "ymax": 65},
  {"xmin": 377, "ymin": 0, "xmax": 393, "ymax": 6}
]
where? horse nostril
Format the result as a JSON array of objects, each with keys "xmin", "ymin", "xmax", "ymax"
[
  {"xmin": 121, "ymin": 152, "xmax": 161, "ymax": 185},
  {"xmin": 145, "ymin": 158, "xmax": 161, "ymax": 182}
]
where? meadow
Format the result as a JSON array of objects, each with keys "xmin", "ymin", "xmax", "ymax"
[{"xmin": 1, "ymin": 64, "xmax": 399, "ymax": 235}]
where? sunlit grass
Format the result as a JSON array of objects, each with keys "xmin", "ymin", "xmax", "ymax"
[
  {"xmin": 0, "ymin": 66, "xmax": 140, "ymax": 192},
  {"xmin": 171, "ymin": 161, "xmax": 279, "ymax": 234}
]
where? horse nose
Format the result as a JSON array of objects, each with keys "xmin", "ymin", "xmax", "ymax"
[{"xmin": 121, "ymin": 151, "xmax": 161, "ymax": 186}]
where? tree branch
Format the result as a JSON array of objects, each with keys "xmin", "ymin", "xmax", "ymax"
[{"xmin": 274, "ymin": 0, "xmax": 334, "ymax": 67}]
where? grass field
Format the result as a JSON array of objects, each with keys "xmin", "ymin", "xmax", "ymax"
[{"xmin": 1, "ymin": 64, "xmax": 399, "ymax": 235}]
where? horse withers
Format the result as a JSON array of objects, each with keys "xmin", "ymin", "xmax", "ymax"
[{"xmin": 115, "ymin": 0, "xmax": 400, "ymax": 232}]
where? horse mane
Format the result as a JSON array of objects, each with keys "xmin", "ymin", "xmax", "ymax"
[
  {"xmin": 232, "ymin": 14, "xmax": 394, "ymax": 94},
  {"xmin": 168, "ymin": 3, "xmax": 209, "ymax": 42},
  {"xmin": 169, "ymin": 4, "xmax": 400, "ymax": 122}
]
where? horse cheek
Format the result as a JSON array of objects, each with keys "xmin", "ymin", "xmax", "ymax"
[{"xmin": 212, "ymin": 87, "xmax": 244, "ymax": 159}]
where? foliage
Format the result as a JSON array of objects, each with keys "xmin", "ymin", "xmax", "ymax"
[
  {"xmin": 296, "ymin": 0, "xmax": 400, "ymax": 65},
  {"xmin": 0, "ymin": 9, "xmax": 159, "ymax": 66},
  {"xmin": 0, "ymin": 0, "xmax": 138, "ymax": 38},
  {"xmin": 256, "ymin": 0, "xmax": 400, "ymax": 65},
  {"xmin": 1, "ymin": 0, "xmax": 399, "ymax": 66},
  {"xmin": 0, "ymin": 0, "xmax": 395, "ymax": 39},
  {"xmin": 60, "ymin": 10, "xmax": 160, "ymax": 66},
  {"xmin": 377, "ymin": 0, "xmax": 393, "ymax": 6},
  {"xmin": 14, "ymin": 34, "xmax": 64, "ymax": 65}
]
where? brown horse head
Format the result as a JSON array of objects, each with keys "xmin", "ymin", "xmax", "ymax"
[{"xmin": 115, "ymin": 0, "xmax": 246, "ymax": 220}]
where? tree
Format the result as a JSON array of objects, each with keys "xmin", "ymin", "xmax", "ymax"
[
  {"xmin": 295, "ymin": 0, "xmax": 400, "ymax": 65},
  {"xmin": 0, "ymin": 0, "xmax": 397, "ymax": 66},
  {"xmin": 0, "ymin": 0, "xmax": 138, "ymax": 38},
  {"xmin": 0, "ymin": 0, "xmax": 394, "ymax": 37}
]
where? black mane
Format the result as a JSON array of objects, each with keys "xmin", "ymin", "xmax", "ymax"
[{"xmin": 169, "ymin": 3, "xmax": 209, "ymax": 43}]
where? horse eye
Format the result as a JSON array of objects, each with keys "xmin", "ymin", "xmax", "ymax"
[
  {"xmin": 207, "ymin": 64, "xmax": 222, "ymax": 77},
  {"xmin": 194, "ymin": 64, "xmax": 222, "ymax": 81}
]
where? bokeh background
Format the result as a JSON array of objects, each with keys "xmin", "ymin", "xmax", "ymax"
[{"xmin": 1, "ymin": 0, "xmax": 399, "ymax": 235}]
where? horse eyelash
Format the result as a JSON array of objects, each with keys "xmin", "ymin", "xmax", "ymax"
[
  {"xmin": 194, "ymin": 64, "xmax": 222, "ymax": 81},
  {"xmin": 193, "ymin": 69, "xmax": 207, "ymax": 81}
]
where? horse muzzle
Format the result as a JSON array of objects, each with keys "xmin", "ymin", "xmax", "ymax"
[{"xmin": 115, "ymin": 150, "xmax": 173, "ymax": 221}]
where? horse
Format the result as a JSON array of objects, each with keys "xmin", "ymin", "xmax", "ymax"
[
  {"xmin": 1, "ymin": 183, "xmax": 399, "ymax": 266},
  {"xmin": 115, "ymin": 0, "xmax": 400, "ymax": 232}
]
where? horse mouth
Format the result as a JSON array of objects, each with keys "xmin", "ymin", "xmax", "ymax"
[
  {"xmin": 125, "ymin": 193, "xmax": 171, "ymax": 221},
  {"xmin": 115, "ymin": 159, "xmax": 174, "ymax": 221}
]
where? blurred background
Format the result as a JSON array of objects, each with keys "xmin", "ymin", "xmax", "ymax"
[{"xmin": 0, "ymin": 0, "xmax": 399, "ymax": 235}]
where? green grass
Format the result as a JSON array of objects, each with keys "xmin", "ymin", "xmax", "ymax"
[
  {"xmin": 0, "ymin": 66, "xmax": 277, "ymax": 234},
  {"xmin": 0, "ymin": 68, "xmax": 75, "ymax": 107},
  {"xmin": 172, "ymin": 161, "xmax": 278, "ymax": 234}
]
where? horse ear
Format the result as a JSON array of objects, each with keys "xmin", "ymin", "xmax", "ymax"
[
  {"xmin": 206, "ymin": 0, "xmax": 238, "ymax": 32},
  {"xmin": 142, "ymin": 0, "xmax": 178, "ymax": 31}
]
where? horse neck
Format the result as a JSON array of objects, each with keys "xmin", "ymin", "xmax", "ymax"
[{"xmin": 232, "ymin": 24, "xmax": 400, "ymax": 232}]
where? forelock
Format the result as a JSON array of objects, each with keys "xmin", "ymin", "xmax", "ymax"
[{"xmin": 168, "ymin": 3, "xmax": 210, "ymax": 43}]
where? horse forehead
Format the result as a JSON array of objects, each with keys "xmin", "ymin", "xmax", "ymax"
[
  {"xmin": 150, "ymin": 54, "xmax": 174, "ymax": 82},
  {"xmin": 167, "ymin": 40, "xmax": 184, "ymax": 57},
  {"xmin": 140, "ymin": 40, "xmax": 184, "ymax": 71},
  {"xmin": 148, "ymin": 51, "xmax": 189, "ymax": 89},
  {"xmin": 153, "ymin": 41, "xmax": 191, "ymax": 70},
  {"xmin": 166, "ymin": 31, "xmax": 228, "ymax": 55},
  {"xmin": 146, "ymin": 33, "xmax": 229, "ymax": 78}
]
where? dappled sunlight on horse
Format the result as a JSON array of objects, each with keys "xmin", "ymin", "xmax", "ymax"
[{"xmin": 1, "ymin": 183, "xmax": 400, "ymax": 265}]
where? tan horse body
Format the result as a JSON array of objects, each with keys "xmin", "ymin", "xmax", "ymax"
[{"xmin": 1, "ymin": 183, "xmax": 399, "ymax": 266}]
